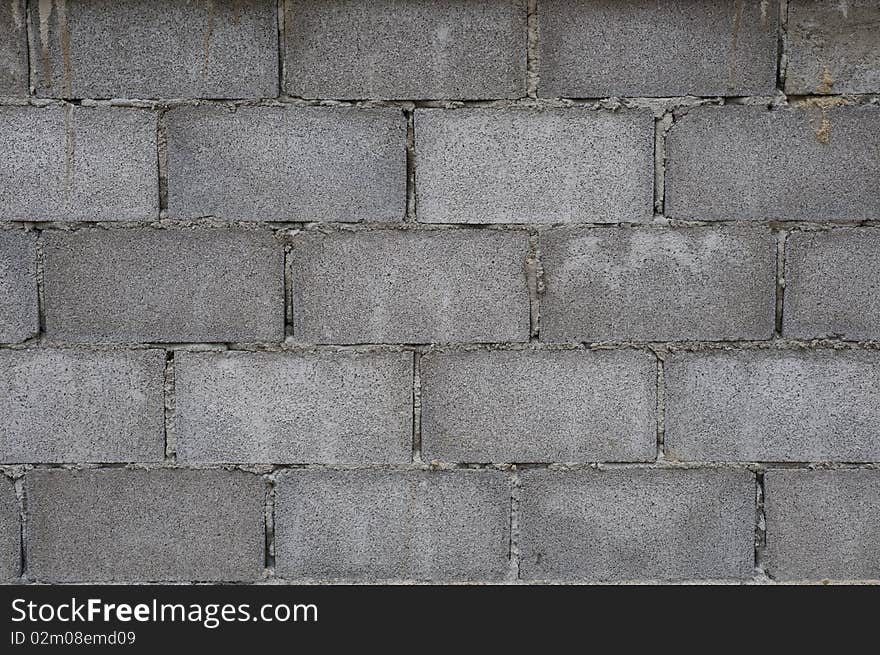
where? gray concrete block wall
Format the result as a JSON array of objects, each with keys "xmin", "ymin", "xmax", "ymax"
[{"xmin": 1, "ymin": 0, "xmax": 879, "ymax": 585}]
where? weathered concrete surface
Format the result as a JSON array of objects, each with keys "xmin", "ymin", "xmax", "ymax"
[
  {"xmin": 666, "ymin": 350, "xmax": 880, "ymax": 462},
  {"xmin": 0, "ymin": 477, "xmax": 18, "ymax": 582},
  {"xmin": 539, "ymin": 0, "xmax": 778, "ymax": 97},
  {"xmin": 786, "ymin": 0, "xmax": 880, "ymax": 94},
  {"xmin": 540, "ymin": 227, "xmax": 776, "ymax": 342},
  {"xmin": 175, "ymin": 350, "xmax": 413, "ymax": 464},
  {"xmin": 275, "ymin": 469, "xmax": 510, "ymax": 581},
  {"xmin": 420, "ymin": 349, "xmax": 656, "ymax": 462},
  {"xmin": 666, "ymin": 106, "xmax": 880, "ymax": 221},
  {"xmin": 43, "ymin": 229, "xmax": 284, "ymax": 343},
  {"xmin": 0, "ymin": 230, "xmax": 37, "ymax": 343},
  {"xmin": 765, "ymin": 470, "xmax": 880, "ymax": 581},
  {"xmin": 290, "ymin": 230, "xmax": 530, "ymax": 344},
  {"xmin": 0, "ymin": 0, "xmax": 27, "ymax": 96},
  {"xmin": 29, "ymin": 0, "xmax": 277, "ymax": 98},
  {"xmin": 167, "ymin": 106, "xmax": 406, "ymax": 222},
  {"xmin": 0, "ymin": 349, "xmax": 165, "ymax": 463},
  {"xmin": 26, "ymin": 469, "xmax": 265, "ymax": 582},
  {"xmin": 784, "ymin": 229, "xmax": 880, "ymax": 340},
  {"xmin": 284, "ymin": 0, "xmax": 527, "ymax": 99},
  {"xmin": 519, "ymin": 468, "xmax": 755, "ymax": 581},
  {"xmin": 0, "ymin": 106, "xmax": 158, "ymax": 221},
  {"xmin": 416, "ymin": 108, "xmax": 653, "ymax": 224}
]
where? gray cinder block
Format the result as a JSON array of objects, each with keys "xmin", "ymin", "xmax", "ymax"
[
  {"xmin": 539, "ymin": 0, "xmax": 778, "ymax": 97},
  {"xmin": 0, "ymin": 0, "xmax": 27, "ymax": 95},
  {"xmin": 0, "ymin": 348, "xmax": 165, "ymax": 463},
  {"xmin": 290, "ymin": 229, "xmax": 530, "ymax": 344},
  {"xmin": 784, "ymin": 229, "xmax": 880, "ymax": 340},
  {"xmin": 29, "ymin": 0, "xmax": 277, "ymax": 98},
  {"xmin": 416, "ymin": 108, "xmax": 653, "ymax": 224},
  {"xmin": 26, "ymin": 469, "xmax": 265, "ymax": 582},
  {"xmin": 540, "ymin": 226, "xmax": 776, "ymax": 342},
  {"xmin": 420, "ymin": 349, "xmax": 656, "ymax": 462},
  {"xmin": 274, "ymin": 469, "xmax": 510, "ymax": 581},
  {"xmin": 0, "ymin": 106, "xmax": 158, "ymax": 221},
  {"xmin": 167, "ymin": 106, "xmax": 406, "ymax": 222},
  {"xmin": 43, "ymin": 228, "xmax": 284, "ymax": 343},
  {"xmin": 665, "ymin": 105, "xmax": 880, "ymax": 221},
  {"xmin": 786, "ymin": 0, "xmax": 880, "ymax": 94},
  {"xmin": 175, "ymin": 350, "xmax": 413, "ymax": 464},
  {"xmin": 0, "ymin": 230, "xmax": 37, "ymax": 343},
  {"xmin": 0, "ymin": 477, "xmax": 19, "ymax": 582},
  {"xmin": 666, "ymin": 349, "xmax": 880, "ymax": 462},
  {"xmin": 283, "ymin": 0, "xmax": 527, "ymax": 99},
  {"xmin": 518, "ymin": 469, "xmax": 755, "ymax": 581},
  {"xmin": 765, "ymin": 470, "xmax": 880, "ymax": 581}
]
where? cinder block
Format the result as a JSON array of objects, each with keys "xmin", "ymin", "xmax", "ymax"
[
  {"xmin": 666, "ymin": 350, "xmax": 880, "ymax": 462},
  {"xmin": 275, "ymin": 469, "xmax": 510, "ymax": 581},
  {"xmin": 284, "ymin": 0, "xmax": 527, "ymax": 99},
  {"xmin": 519, "ymin": 469, "xmax": 755, "ymax": 581},
  {"xmin": 765, "ymin": 470, "xmax": 880, "ymax": 581},
  {"xmin": 29, "ymin": 0, "xmax": 277, "ymax": 98},
  {"xmin": 0, "ymin": 231, "xmax": 38, "ymax": 343},
  {"xmin": 43, "ymin": 228, "xmax": 283, "ymax": 343},
  {"xmin": 540, "ymin": 227, "xmax": 776, "ymax": 342},
  {"xmin": 0, "ymin": 349, "xmax": 165, "ymax": 463},
  {"xmin": 0, "ymin": 106, "xmax": 158, "ymax": 221},
  {"xmin": 167, "ymin": 106, "xmax": 405, "ymax": 221},
  {"xmin": 175, "ymin": 350, "xmax": 413, "ymax": 463},
  {"xmin": 665, "ymin": 105, "xmax": 880, "ymax": 221},
  {"xmin": 0, "ymin": 0, "xmax": 27, "ymax": 95},
  {"xmin": 290, "ymin": 230, "xmax": 530, "ymax": 344},
  {"xmin": 26, "ymin": 469, "xmax": 265, "ymax": 582},
  {"xmin": 0, "ymin": 477, "xmax": 19, "ymax": 582},
  {"xmin": 420, "ymin": 349, "xmax": 656, "ymax": 462},
  {"xmin": 539, "ymin": 0, "xmax": 778, "ymax": 97},
  {"xmin": 786, "ymin": 1, "xmax": 880, "ymax": 94},
  {"xmin": 784, "ymin": 229, "xmax": 880, "ymax": 340},
  {"xmin": 416, "ymin": 108, "xmax": 653, "ymax": 224}
]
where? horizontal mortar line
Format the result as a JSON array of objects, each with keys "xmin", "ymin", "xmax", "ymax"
[
  {"xmin": 3, "ymin": 92, "xmax": 880, "ymax": 109},
  {"xmin": 4, "ymin": 461, "xmax": 879, "ymax": 476},
  {"xmin": 4, "ymin": 338, "xmax": 880, "ymax": 353},
  {"xmin": 4, "ymin": 219, "xmax": 880, "ymax": 233},
  {"xmin": 9, "ymin": 577, "xmax": 813, "ymax": 586}
]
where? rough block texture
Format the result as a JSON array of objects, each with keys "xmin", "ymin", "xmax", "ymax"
[
  {"xmin": 0, "ymin": 477, "xmax": 19, "ymax": 582},
  {"xmin": 284, "ymin": 0, "xmax": 527, "ymax": 99},
  {"xmin": 519, "ymin": 469, "xmax": 755, "ymax": 581},
  {"xmin": 26, "ymin": 469, "xmax": 264, "ymax": 582},
  {"xmin": 0, "ymin": 0, "xmax": 26, "ymax": 95},
  {"xmin": 416, "ymin": 108, "xmax": 653, "ymax": 224},
  {"xmin": 784, "ymin": 229, "xmax": 880, "ymax": 340},
  {"xmin": 290, "ymin": 230, "xmax": 530, "ymax": 344},
  {"xmin": 0, "ymin": 349, "xmax": 164, "ymax": 463},
  {"xmin": 666, "ymin": 350, "xmax": 880, "ymax": 462},
  {"xmin": 0, "ymin": 230, "xmax": 38, "ymax": 343},
  {"xmin": 43, "ymin": 229, "xmax": 284, "ymax": 343},
  {"xmin": 765, "ymin": 470, "xmax": 880, "ymax": 581},
  {"xmin": 666, "ymin": 105, "xmax": 880, "ymax": 221},
  {"xmin": 275, "ymin": 470, "xmax": 510, "ymax": 581},
  {"xmin": 29, "ymin": 0, "xmax": 277, "ymax": 98},
  {"xmin": 786, "ymin": 0, "xmax": 880, "ymax": 94},
  {"xmin": 167, "ymin": 106, "xmax": 406, "ymax": 221},
  {"xmin": 420, "ymin": 349, "xmax": 656, "ymax": 462},
  {"xmin": 0, "ymin": 106, "xmax": 158, "ymax": 221},
  {"xmin": 175, "ymin": 350, "xmax": 413, "ymax": 463},
  {"xmin": 540, "ymin": 227, "xmax": 776, "ymax": 342},
  {"xmin": 539, "ymin": 0, "xmax": 778, "ymax": 97}
]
